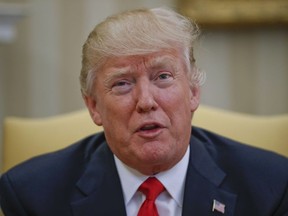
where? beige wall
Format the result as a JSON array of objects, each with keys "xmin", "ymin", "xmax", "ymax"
[
  {"xmin": 1, "ymin": 0, "xmax": 288, "ymax": 169},
  {"xmin": 197, "ymin": 28, "xmax": 288, "ymax": 115}
]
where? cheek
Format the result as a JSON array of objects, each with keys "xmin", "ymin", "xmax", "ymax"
[
  {"xmin": 162, "ymin": 86, "xmax": 192, "ymax": 112},
  {"xmin": 102, "ymin": 95, "xmax": 133, "ymax": 118},
  {"xmin": 101, "ymin": 96, "xmax": 135, "ymax": 137},
  {"xmin": 159, "ymin": 87, "xmax": 194, "ymax": 128}
]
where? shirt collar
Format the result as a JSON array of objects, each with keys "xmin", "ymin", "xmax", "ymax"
[{"xmin": 114, "ymin": 145, "xmax": 190, "ymax": 207}]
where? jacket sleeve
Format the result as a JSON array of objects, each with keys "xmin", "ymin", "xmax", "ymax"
[
  {"xmin": 273, "ymin": 183, "xmax": 288, "ymax": 216},
  {"xmin": 0, "ymin": 174, "xmax": 28, "ymax": 216}
]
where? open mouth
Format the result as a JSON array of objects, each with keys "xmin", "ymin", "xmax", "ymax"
[
  {"xmin": 139, "ymin": 124, "xmax": 160, "ymax": 131},
  {"xmin": 136, "ymin": 123, "xmax": 164, "ymax": 133},
  {"xmin": 135, "ymin": 122, "xmax": 165, "ymax": 138}
]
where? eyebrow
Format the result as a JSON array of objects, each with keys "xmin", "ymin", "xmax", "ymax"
[
  {"xmin": 149, "ymin": 55, "xmax": 175, "ymax": 66},
  {"xmin": 147, "ymin": 55, "xmax": 179, "ymax": 72},
  {"xmin": 103, "ymin": 67, "xmax": 132, "ymax": 86}
]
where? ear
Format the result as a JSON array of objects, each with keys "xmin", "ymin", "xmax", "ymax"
[
  {"xmin": 83, "ymin": 94, "xmax": 103, "ymax": 126},
  {"xmin": 189, "ymin": 85, "xmax": 200, "ymax": 112}
]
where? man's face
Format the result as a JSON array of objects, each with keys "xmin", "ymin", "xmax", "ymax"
[{"xmin": 85, "ymin": 49, "xmax": 200, "ymax": 175}]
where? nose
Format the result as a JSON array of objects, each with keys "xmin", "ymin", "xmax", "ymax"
[{"xmin": 135, "ymin": 80, "xmax": 158, "ymax": 113}]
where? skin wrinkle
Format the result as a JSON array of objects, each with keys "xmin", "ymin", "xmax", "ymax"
[
  {"xmin": 80, "ymin": 8, "xmax": 201, "ymax": 97},
  {"xmin": 84, "ymin": 49, "xmax": 200, "ymax": 175},
  {"xmin": 102, "ymin": 52, "xmax": 182, "ymax": 92},
  {"xmin": 108, "ymin": 61, "xmax": 179, "ymax": 96},
  {"xmin": 80, "ymin": 15, "xmax": 200, "ymax": 176}
]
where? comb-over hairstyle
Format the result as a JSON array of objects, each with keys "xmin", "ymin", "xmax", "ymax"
[{"xmin": 80, "ymin": 7, "xmax": 202, "ymax": 96}]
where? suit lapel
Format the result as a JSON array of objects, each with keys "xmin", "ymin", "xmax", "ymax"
[
  {"xmin": 70, "ymin": 129, "xmax": 238, "ymax": 216},
  {"xmin": 182, "ymin": 136, "xmax": 237, "ymax": 216},
  {"xmin": 71, "ymin": 142, "xmax": 126, "ymax": 216}
]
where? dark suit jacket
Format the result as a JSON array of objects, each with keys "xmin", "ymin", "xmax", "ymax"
[{"xmin": 0, "ymin": 127, "xmax": 288, "ymax": 216}]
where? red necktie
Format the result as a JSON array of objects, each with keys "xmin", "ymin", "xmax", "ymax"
[{"xmin": 137, "ymin": 177, "xmax": 165, "ymax": 216}]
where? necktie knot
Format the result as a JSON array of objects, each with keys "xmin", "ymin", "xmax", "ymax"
[{"xmin": 138, "ymin": 177, "xmax": 165, "ymax": 201}]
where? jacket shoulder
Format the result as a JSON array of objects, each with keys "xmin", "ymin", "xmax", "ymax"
[
  {"xmin": 0, "ymin": 132, "xmax": 107, "ymax": 215},
  {"xmin": 192, "ymin": 126, "xmax": 288, "ymax": 186},
  {"xmin": 192, "ymin": 127, "xmax": 288, "ymax": 214},
  {"xmin": 192, "ymin": 127, "xmax": 288, "ymax": 169}
]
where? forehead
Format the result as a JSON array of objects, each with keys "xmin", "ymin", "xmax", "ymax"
[{"xmin": 100, "ymin": 49, "xmax": 184, "ymax": 72}]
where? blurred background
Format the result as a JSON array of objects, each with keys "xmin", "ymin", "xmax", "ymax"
[{"xmin": 0, "ymin": 0, "xmax": 287, "ymax": 169}]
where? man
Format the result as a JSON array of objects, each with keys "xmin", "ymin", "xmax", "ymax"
[{"xmin": 0, "ymin": 7, "xmax": 288, "ymax": 216}]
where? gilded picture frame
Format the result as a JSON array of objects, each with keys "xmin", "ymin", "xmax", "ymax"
[{"xmin": 178, "ymin": 0, "xmax": 288, "ymax": 27}]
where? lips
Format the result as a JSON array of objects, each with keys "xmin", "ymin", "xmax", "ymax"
[
  {"xmin": 136, "ymin": 122, "xmax": 165, "ymax": 133},
  {"xmin": 139, "ymin": 124, "xmax": 160, "ymax": 131}
]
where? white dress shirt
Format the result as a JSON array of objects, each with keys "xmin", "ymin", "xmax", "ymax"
[{"xmin": 114, "ymin": 145, "xmax": 190, "ymax": 216}]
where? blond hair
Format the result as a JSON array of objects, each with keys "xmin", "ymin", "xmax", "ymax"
[{"xmin": 80, "ymin": 7, "xmax": 202, "ymax": 96}]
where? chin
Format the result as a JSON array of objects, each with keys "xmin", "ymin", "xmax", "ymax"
[{"xmin": 141, "ymin": 152, "xmax": 176, "ymax": 167}]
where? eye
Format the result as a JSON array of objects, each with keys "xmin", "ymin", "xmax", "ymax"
[
  {"xmin": 154, "ymin": 72, "xmax": 174, "ymax": 88},
  {"xmin": 111, "ymin": 80, "xmax": 133, "ymax": 94},
  {"xmin": 113, "ymin": 80, "xmax": 129, "ymax": 87},
  {"xmin": 155, "ymin": 72, "xmax": 174, "ymax": 82},
  {"xmin": 158, "ymin": 73, "xmax": 172, "ymax": 80}
]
